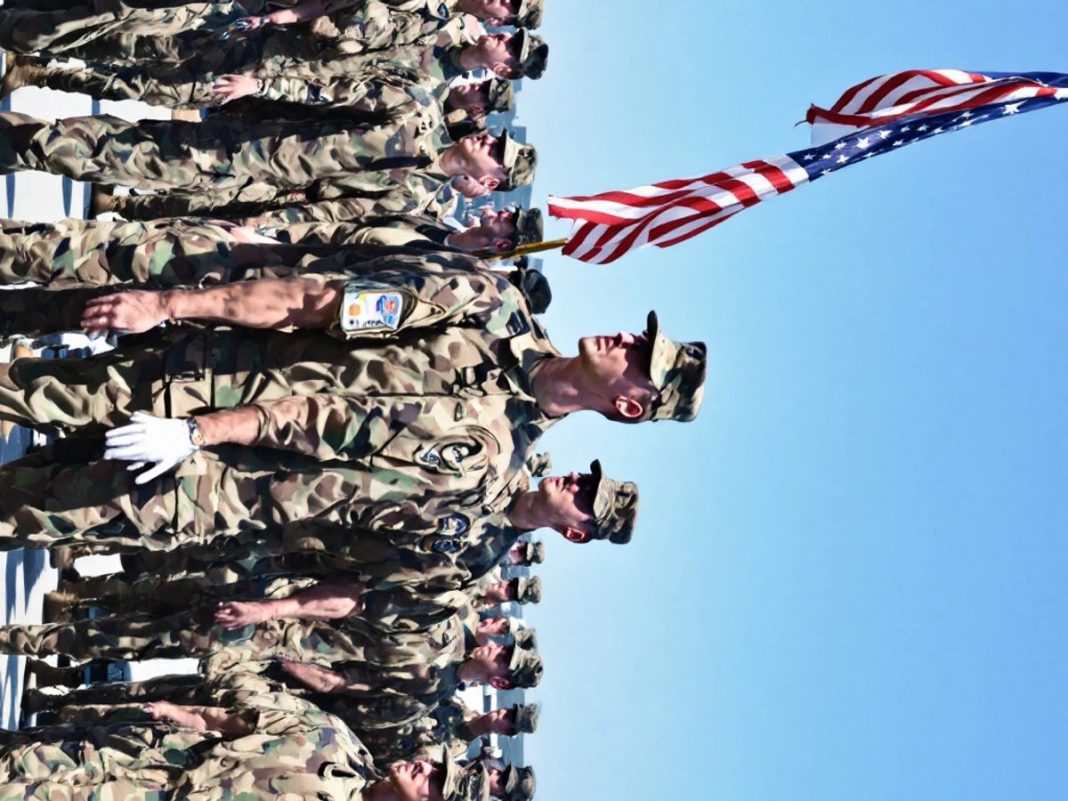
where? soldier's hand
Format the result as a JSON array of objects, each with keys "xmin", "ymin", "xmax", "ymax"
[
  {"xmin": 143, "ymin": 701, "xmax": 177, "ymax": 721},
  {"xmin": 212, "ymin": 74, "xmax": 260, "ymax": 103},
  {"xmin": 275, "ymin": 658, "xmax": 347, "ymax": 693},
  {"xmin": 104, "ymin": 412, "xmax": 199, "ymax": 485},
  {"xmin": 215, "ymin": 600, "xmax": 273, "ymax": 629},
  {"xmin": 81, "ymin": 290, "xmax": 168, "ymax": 335}
]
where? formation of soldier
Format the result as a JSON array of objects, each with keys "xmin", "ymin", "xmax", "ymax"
[{"xmin": 0, "ymin": 2, "xmax": 709, "ymax": 799}]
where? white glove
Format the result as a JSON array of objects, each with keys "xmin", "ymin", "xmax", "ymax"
[{"xmin": 104, "ymin": 411, "xmax": 199, "ymax": 485}]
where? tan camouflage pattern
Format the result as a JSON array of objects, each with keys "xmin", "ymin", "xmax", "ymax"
[
  {"xmin": 0, "ymin": 691, "xmax": 380, "ymax": 800},
  {"xmin": 0, "ymin": 216, "xmax": 285, "ymax": 288},
  {"xmin": 30, "ymin": 0, "xmax": 463, "ymax": 66},
  {"xmin": 0, "ymin": 103, "xmax": 448, "ymax": 200},
  {"xmin": 0, "ymin": 2, "xmax": 248, "ymax": 55}
]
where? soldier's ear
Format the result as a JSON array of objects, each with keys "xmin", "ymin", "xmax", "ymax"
[
  {"xmin": 562, "ymin": 526, "xmax": 591, "ymax": 544},
  {"xmin": 491, "ymin": 62, "xmax": 514, "ymax": 78},
  {"xmin": 489, "ymin": 676, "xmax": 512, "ymax": 690},
  {"xmin": 479, "ymin": 176, "xmax": 501, "ymax": 192},
  {"xmin": 492, "ymin": 236, "xmax": 512, "ymax": 253},
  {"xmin": 613, "ymin": 395, "xmax": 646, "ymax": 420}
]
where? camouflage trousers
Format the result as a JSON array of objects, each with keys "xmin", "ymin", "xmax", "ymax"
[
  {"xmin": 0, "ymin": 216, "xmax": 282, "ymax": 288},
  {"xmin": 0, "ymin": 2, "xmax": 247, "ymax": 56}
]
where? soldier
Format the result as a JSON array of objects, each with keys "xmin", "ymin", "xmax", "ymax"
[
  {"xmin": 2, "ymin": 690, "xmax": 487, "ymax": 801},
  {"xmin": 0, "ymin": 0, "xmax": 542, "ymax": 59},
  {"xmin": 275, "ymin": 636, "xmax": 543, "ymax": 729},
  {"xmin": 52, "ymin": 457, "xmax": 631, "ymax": 624},
  {"xmin": 0, "ymin": 261, "xmax": 698, "ymax": 556},
  {"xmin": 2, "ymin": 28, "xmax": 547, "ymax": 109},
  {"xmin": 0, "ymin": 579, "xmax": 481, "ymax": 669},
  {"xmin": 0, "ymin": 205, "xmax": 542, "ymax": 288},
  {"xmin": 0, "ymin": 107, "xmax": 537, "ymax": 211}
]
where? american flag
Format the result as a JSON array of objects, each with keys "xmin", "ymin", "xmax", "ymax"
[{"xmin": 548, "ymin": 70, "xmax": 1068, "ymax": 264}]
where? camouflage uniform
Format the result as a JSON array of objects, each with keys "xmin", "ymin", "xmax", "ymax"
[
  {"xmin": 16, "ymin": 14, "xmax": 475, "ymax": 110},
  {"xmin": 0, "ymin": 689, "xmax": 382, "ymax": 800},
  {"xmin": 112, "ymin": 180, "xmax": 448, "ymax": 224},
  {"xmin": 0, "ymin": 216, "xmax": 294, "ymax": 288},
  {"xmin": 9, "ymin": 0, "xmax": 471, "ymax": 64},
  {"xmin": 0, "ymin": 1, "xmax": 247, "ymax": 56},
  {"xmin": 0, "ymin": 97, "xmax": 450, "ymax": 203},
  {"xmin": 0, "ymin": 214, "xmax": 464, "ymax": 288},
  {"xmin": 0, "ymin": 584, "xmax": 472, "ymax": 668}
]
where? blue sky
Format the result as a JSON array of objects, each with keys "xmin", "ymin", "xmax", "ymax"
[{"xmin": 516, "ymin": 2, "xmax": 1068, "ymax": 799}]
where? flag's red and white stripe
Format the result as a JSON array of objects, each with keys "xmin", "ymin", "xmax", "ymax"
[
  {"xmin": 549, "ymin": 69, "xmax": 1068, "ymax": 264},
  {"xmin": 548, "ymin": 155, "xmax": 808, "ymax": 264},
  {"xmin": 806, "ymin": 69, "xmax": 1064, "ymax": 134}
]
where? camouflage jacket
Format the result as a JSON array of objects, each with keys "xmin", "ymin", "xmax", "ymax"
[{"xmin": 259, "ymin": 213, "xmax": 458, "ymax": 249}]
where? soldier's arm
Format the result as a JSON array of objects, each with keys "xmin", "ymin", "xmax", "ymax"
[
  {"xmin": 87, "ymin": 265, "xmax": 520, "ymax": 338},
  {"xmin": 254, "ymin": 75, "xmax": 420, "ymax": 113},
  {"xmin": 144, "ymin": 701, "xmax": 254, "ymax": 736},
  {"xmin": 277, "ymin": 658, "xmax": 369, "ymax": 694},
  {"xmin": 215, "ymin": 580, "xmax": 367, "ymax": 628},
  {"xmin": 80, "ymin": 276, "xmax": 346, "ymax": 334}
]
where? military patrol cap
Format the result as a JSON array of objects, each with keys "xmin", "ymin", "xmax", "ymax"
[
  {"xmin": 510, "ymin": 29, "xmax": 548, "ymax": 79},
  {"xmin": 512, "ymin": 627, "xmax": 537, "ymax": 650},
  {"xmin": 521, "ymin": 541, "xmax": 546, "ymax": 564},
  {"xmin": 514, "ymin": 0, "xmax": 544, "ymax": 28},
  {"xmin": 497, "ymin": 129, "xmax": 537, "ymax": 190},
  {"xmin": 510, "ymin": 703, "xmax": 540, "ymax": 735},
  {"xmin": 507, "ymin": 644, "xmax": 543, "ymax": 687},
  {"xmin": 518, "ymin": 268, "xmax": 552, "ymax": 314},
  {"xmin": 513, "ymin": 576, "xmax": 541, "ymax": 604},
  {"xmin": 586, "ymin": 460, "xmax": 639, "ymax": 544},
  {"xmin": 485, "ymin": 77, "xmax": 516, "ymax": 113},
  {"xmin": 644, "ymin": 311, "xmax": 708, "ymax": 422},
  {"xmin": 499, "ymin": 765, "xmax": 537, "ymax": 801},
  {"xmin": 511, "ymin": 206, "xmax": 543, "ymax": 245},
  {"xmin": 442, "ymin": 748, "xmax": 490, "ymax": 801}
]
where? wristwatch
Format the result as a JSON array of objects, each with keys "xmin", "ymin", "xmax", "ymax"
[{"xmin": 187, "ymin": 418, "xmax": 207, "ymax": 449}]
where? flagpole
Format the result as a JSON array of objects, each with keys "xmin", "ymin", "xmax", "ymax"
[{"xmin": 496, "ymin": 238, "xmax": 568, "ymax": 261}]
